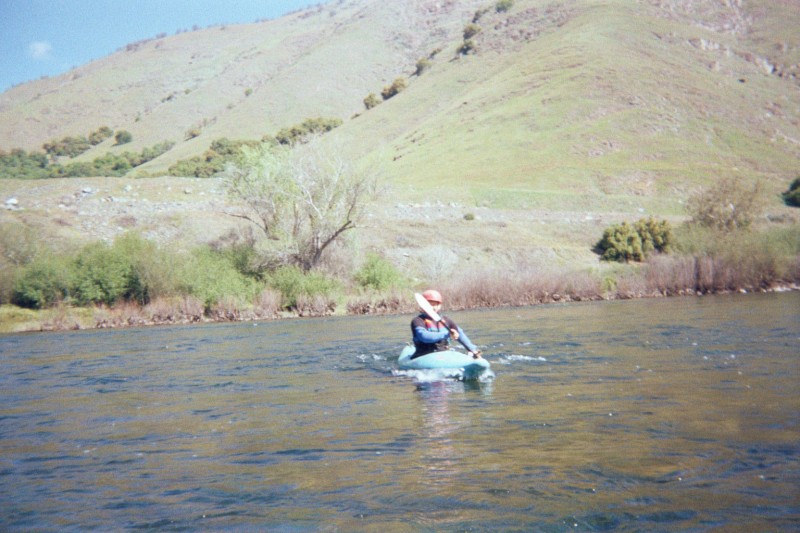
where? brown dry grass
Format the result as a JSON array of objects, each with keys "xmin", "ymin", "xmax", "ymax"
[
  {"xmin": 440, "ymin": 266, "xmax": 606, "ymax": 309},
  {"xmin": 346, "ymin": 289, "xmax": 416, "ymax": 315},
  {"xmin": 427, "ymin": 249, "xmax": 800, "ymax": 311}
]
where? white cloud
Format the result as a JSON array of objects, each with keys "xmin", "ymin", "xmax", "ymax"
[{"xmin": 28, "ymin": 41, "xmax": 53, "ymax": 60}]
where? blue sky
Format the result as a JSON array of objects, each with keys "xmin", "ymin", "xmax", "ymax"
[{"xmin": 0, "ymin": 0, "xmax": 320, "ymax": 93}]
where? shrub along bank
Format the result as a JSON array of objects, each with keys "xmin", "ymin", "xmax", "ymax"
[{"xmin": 1, "ymin": 221, "xmax": 798, "ymax": 332}]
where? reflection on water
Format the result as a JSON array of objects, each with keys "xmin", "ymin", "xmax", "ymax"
[
  {"xmin": 0, "ymin": 292, "xmax": 798, "ymax": 530},
  {"xmin": 417, "ymin": 380, "xmax": 493, "ymax": 492},
  {"xmin": 419, "ymin": 381, "xmax": 460, "ymax": 488}
]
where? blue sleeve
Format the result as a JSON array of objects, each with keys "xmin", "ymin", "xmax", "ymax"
[
  {"xmin": 413, "ymin": 326, "xmax": 450, "ymax": 344},
  {"xmin": 455, "ymin": 326, "xmax": 478, "ymax": 352}
]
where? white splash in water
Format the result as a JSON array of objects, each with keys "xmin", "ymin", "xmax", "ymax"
[{"xmin": 501, "ymin": 355, "xmax": 547, "ymax": 364}]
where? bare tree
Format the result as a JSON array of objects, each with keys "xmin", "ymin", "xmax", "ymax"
[
  {"xmin": 686, "ymin": 176, "xmax": 766, "ymax": 231},
  {"xmin": 226, "ymin": 137, "xmax": 381, "ymax": 271}
]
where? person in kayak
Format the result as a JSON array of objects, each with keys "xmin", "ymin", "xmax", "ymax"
[{"xmin": 411, "ymin": 289, "xmax": 482, "ymax": 359}]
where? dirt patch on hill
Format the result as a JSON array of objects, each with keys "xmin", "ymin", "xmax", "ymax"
[
  {"xmin": 1, "ymin": 175, "xmax": 636, "ymax": 273},
  {"xmin": 1, "ymin": 176, "xmax": 242, "ymax": 250}
]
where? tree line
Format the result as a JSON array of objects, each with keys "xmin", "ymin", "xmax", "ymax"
[
  {"xmin": 0, "ymin": 117, "xmax": 344, "ymax": 180},
  {"xmin": 0, "ymin": 126, "xmax": 172, "ymax": 179}
]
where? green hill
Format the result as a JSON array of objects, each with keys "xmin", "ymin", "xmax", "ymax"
[{"xmin": 1, "ymin": 0, "xmax": 798, "ymax": 274}]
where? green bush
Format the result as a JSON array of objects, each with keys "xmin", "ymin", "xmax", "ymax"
[
  {"xmin": 463, "ymin": 23, "xmax": 481, "ymax": 40},
  {"xmin": 168, "ymin": 155, "xmax": 224, "ymax": 178},
  {"xmin": 132, "ymin": 141, "xmax": 175, "ymax": 166},
  {"xmin": 0, "ymin": 259, "xmax": 14, "ymax": 304},
  {"xmin": 59, "ymin": 161, "xmax": 96, "ymax": 177},
  {"xmin": 354, "ymin": 253, "xmax": 405, "ymax": 291},
  {"xmin": 458, "ymin": 39, "xmax": 476, "ymax": 56},
  {"xmin": 472, "ymin": 7, "xmax": 490, "ymax": 22},
  {"xmin": 496, "ymin": 0, "xmax": 514, "ymax": 12},
  {"xmin": 363, "ymin": 93, "xmax": 381, "ymax": 110},
  {"xmin": 72, "ymin": 241, "xmax": 139, "ymax": 306},
  {"xmin": 46, "ymin": 141, "xmax": 174, "ymax": 178},
  {"xmin": 61, "ymin": 153, "xmax": 125, "ymax": 177},
  {"xmin": 69, "ymin": 233, "xmax": 175, "ymax": 306},
  {"xmin": 10, "ymin": 233, "xmax": 195, "ymax": 309},
  {"xmin": 93, "ymin": 153, "xmax": 131, "ymax": 174},
  {"xmin": 0, "ymin": 223, "xmax": 42, "ymax": 304},
  {"xmin": 597, "ymin": 222, "xmax": 643, "ymax": 262},
  {"xmin": 170, "ymin": 118, "xmax": 342, "ymax": 177},
  {"xmin": 415, "ymin": 58, "xmax": 432, "ymax": 76},
  {"xmin": 598, "ymin": 217, "xmax": 673, "ymax": 262},
  {"xmin": 178, "ymin": 247, "xmax": 262, "ymax": 312},
  {"xmin": 210, "ymin": 138, "xmax": 260, "ymax": 159},
  {"xmin": 42, "ymin": 128, "xmax": 113, "ymax": 157},
  {"xmin": 12, "ymin": 255, "xmax": 74, "ymax": 309},
  {"xmin": 168, "ymin": 137, "xmax": 256, "ymax": 178},
  {"xmin": 635, "ymin": 217, "xmax": 674, "ymax": 256},
  {"xmin": 110, "ymin": 233, "xmax": 178, "ymax": 303},
  {"xmin": 275, "ymin": 117, "xmax": 343, "ymax": 145},
  {"xmin": 783, "ymin": 177, "xmax": 800, "ymax": 207},
  {"xmin": 43, "ymin": 135, "xmax": 91, "ymax": 157},
  {"xmin": 89, "ymin": 126, "xmax": 113, "ymax": 145},
  {"xmin": 0, "ymin": 149, "xmax": 50, "ymax": 179},
  {"xmin": 211, "ymin": 233, "xmax": 264, "ymax": 280},
  {"xmin": 267, "ymin": 265, "xmax": 340, "ymax": 310},
  {"xmin": 2, "ymin": 136, "xmax": 173, "ymax": 179},
  {"xmin": 381, "ymin": 78, "xmax": 408, "ymax": 100},
  {"xmin": 185, "ymin": 126, "xmax": 202, "ymax": 140},
  {"xmin": 114, "ymin": 130, "xmax": 133, "ymax": 145}
]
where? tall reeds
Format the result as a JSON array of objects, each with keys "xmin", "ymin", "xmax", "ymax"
[
  {"xmin": 421, "ymin": 225, "xmax": 800, "ymax": 311},
  {"xmin": 440, "ymin": 267, "xmax": 607, "ymax": 310}
]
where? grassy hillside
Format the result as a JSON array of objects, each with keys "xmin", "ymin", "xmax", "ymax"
[
  {"xmin": 0, "ymin": 0, "xmax": 486, "ymax": 156},
  {"xmin": 325, "ymin": 0, "xmax": 800, "ymax": 270},
  {"xmin": 340, "ymin": 0, "xmax": 799, "ymax": 201},
  {"xmin": 1, "ymin": 0, "xmax": 799, "ymax": 276}
]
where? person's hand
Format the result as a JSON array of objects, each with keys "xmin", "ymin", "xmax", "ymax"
[
  {"xmin": 449, "ymin": 328, "xmax": 459, "ymax": 341},
  {"xmin": 471, "ymin": 350, "xmax": 482, "ymax": 359}
]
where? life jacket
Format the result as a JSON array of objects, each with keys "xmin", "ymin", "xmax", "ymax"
[
  {"xmin": 411, "ymin": 314, "xmax": 455, "ymax": 357},
  {"xmin": 422, "ymin": 318, "xmax": 439, "ymax": 330}
]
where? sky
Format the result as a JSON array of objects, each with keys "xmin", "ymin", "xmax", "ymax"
[{"xmin": 0, "ymin": 0, "xmax": 320, "ymax": 93}]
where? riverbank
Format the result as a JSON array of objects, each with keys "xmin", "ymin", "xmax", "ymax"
[
  {"xmin": 2, "ymin": 281, "xmax": 797, "ymax": 334},
  {"xmin": 3, "ymin": 176, "xmax": 799, "ymax": 334}
]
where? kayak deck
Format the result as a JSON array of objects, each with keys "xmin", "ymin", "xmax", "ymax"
[{"xmin": 398, "ymin": 345, "xmax": 490, "ymax": 380}]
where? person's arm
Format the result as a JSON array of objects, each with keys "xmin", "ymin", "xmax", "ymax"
[
  {"xmin": 443, "ymin": 317, "xmax": 480, "ymax": 355},
  {"xmin": 413, "ymin": 325, "xmax": 450, "ymax": 344},
  {"xmin": 454, "ymin": 326, "xmax": 478, "ymax": 353}
]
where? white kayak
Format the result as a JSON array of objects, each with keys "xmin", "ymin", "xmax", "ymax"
[{"xmin": 398, "ymin": 345, "xmax": 491, "ymax": 380}]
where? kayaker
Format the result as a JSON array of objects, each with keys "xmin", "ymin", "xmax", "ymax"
[{"xmin": 411, "ymin": 289, "xmax": 482, "ymax": 359}]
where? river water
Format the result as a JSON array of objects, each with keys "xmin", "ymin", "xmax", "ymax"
[{"xmin": 1, "ymin": 292, "xmax": 798, "ymax": 531}]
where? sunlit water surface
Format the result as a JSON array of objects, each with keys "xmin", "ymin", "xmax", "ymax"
[{"xmin": 1, "ymin": 292, "xmax": 798, "ymax": 531}]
